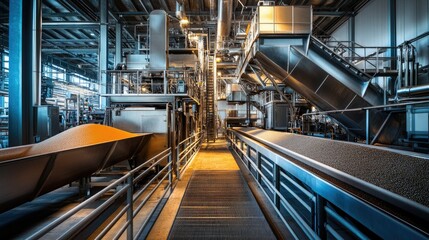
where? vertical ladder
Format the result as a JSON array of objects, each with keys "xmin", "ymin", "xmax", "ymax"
[
  {"xmin": 206, "ymin": 30, "xmax": 216, "ymax": 142},
  {"xmin": 206, "ymin": 55, "xmax": 216, "ymax": 142}
]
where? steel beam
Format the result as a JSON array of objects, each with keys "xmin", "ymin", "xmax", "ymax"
[
  {"xmin": 99, "ymin": 0, "xmax": 108, "ymax": 107},
  {"xmin": 42, "ymin": 22, "xmax": 101, "ymax": 29},
  {"xmin": 9, "ymin": 0, "xmax": 39, "ymax": 146},
  {"xmin": 43, "ymin": 38, "xmax": 98, "ymax": 43},
  {"xmin": 42, "ymin": 48, "xmax": 133, "ymax": 53}
]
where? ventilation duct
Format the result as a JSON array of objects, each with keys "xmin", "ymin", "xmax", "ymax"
[{"xmin": 216, "ymin": 0, "xmax": 233, "ymax": 50}]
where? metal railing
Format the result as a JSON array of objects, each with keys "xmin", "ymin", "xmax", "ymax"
[
  {"xmin": 322, "ymin": 40, "xmax": 398, "ymax": 74},
  {"xmin": 302, "ymin": 99, "xmax": 429, "ymax": 144},
  {"xmin": 28, "ymin": 148, "xmax": 172, "ymax": 240},
  {"xmin": 176, "ymin": 131, "xmax": 203, "ymax": 179},
  {"xmin": 105, "ymin": 69, "xmax": 201, "ymax": 103},
  {"xmin": 227, "ymin": 130, "xmax": 428, "ymax": 239}
]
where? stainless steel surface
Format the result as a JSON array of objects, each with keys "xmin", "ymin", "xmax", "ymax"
[
  {"xmin": 0, "ymin": 124, "xmax": 151, "ymax": 213},
  {"xmin": 265, "ymin": 102, "xmax": 289, "ymax": 130},
  {"xmin": 111, "ymin": 107, "xmax": 169, "ymax": 165},
  {"xmin": 112, "ymin": 108, "xmax": 168, "ymax": 133},
  {"xmin": 216, "ymin": 0, "xmax": 233, "ymax": 50},
  {"xmin": 258, "ymin": 6, "xmax": 312, "ymax": 34},
  {"xmin": 397, "ymin": 84, "xmax": 429, "ymax": 96},
  {"xmin": 126, "ymin": 54, "xmax": 149, "ymax": 70},
  {"xmin": 252, "ymin": 36, "xmax": 392, "ymax": 139},
  {"xmin": 149, "ymin": 10, "xmax": 168, "ymax": 70}
]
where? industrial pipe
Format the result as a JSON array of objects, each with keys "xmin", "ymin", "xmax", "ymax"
[
  {"xmin": 397, "ymin": 84, "xmax": 429, "ymax": 96},
  {"xmin": 216, "ymin": 0, "xmax": 232, "ymax": 50}
]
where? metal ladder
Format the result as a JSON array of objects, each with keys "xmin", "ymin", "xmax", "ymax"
[{"xmin": 206, "ymin": 54, "xmax": 216, "ymax": 142}]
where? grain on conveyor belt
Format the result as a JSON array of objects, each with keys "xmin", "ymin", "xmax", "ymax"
[
  {"xmin": 237, "ymin": 127, "xmax": 429, "ymax": 208},
  {"xmin": 27, "ymin": 124, "xmax": 138, "ymax": 156},
  {"xmin": 0, "ymin": 146, "xmax": 33, "ymax": 162}
]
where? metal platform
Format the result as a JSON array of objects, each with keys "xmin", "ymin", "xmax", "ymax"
[{"xmin": 168, "ymin": 170, "xmax": 276, "ymax": 239}]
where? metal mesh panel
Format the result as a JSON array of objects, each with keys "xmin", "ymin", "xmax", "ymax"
[{"xmin": 168, "ymin": 170, "xmax": 276, "ymax": 239}]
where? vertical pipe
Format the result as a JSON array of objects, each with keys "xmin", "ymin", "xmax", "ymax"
[
  {"xmin": 99, "ymin": 0, "xmax": 108, "ymax": 107},
  {"xmin": 365, "ymin": 109, "xmax": 370, "ymax": 144},
  {"xmin": 398, "ymin": 47, "xmax": 403, "ymax": 89},
  {"xmin": 404, "ymin": 45, "xmax": 409, "ymax": 87}
]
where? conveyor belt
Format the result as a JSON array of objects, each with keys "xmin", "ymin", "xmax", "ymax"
[
  {"xmin": 234, "ymin": 127, "xmax": 429, "ymax": 222},
  {"xmin": 168, "ymin": 170, "xmax": 276, "ymax": 239},
  {"xmin": 0, "ymin": 124, "xmax": 151, "ymax": 213}
]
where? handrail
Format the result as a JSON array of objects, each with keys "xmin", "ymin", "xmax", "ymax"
[
  {"xmin": 28, "ymin": 147, "xmax": 172, "ymax": 240},
  {"xmin": 302, "ymin": 99, "xmax": 429, "ymax": 116},
  {"xmin": 176, "ymin": 131, "xmax": 203, "ymax": 179}
]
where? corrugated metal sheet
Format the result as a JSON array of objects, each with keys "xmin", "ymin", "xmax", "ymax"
[
  {"xmin": 331, "ymin": 19, "xmax": 349, "ymax": 41},
  {"xmin": 397, "ymin": 0, "xmax": 429, "ymax": 66},
  {"xmin": 355, "ymin": 0, "xmax": 389, "ymax": 50}
]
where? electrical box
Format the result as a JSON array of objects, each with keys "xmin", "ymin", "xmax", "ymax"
[
  {"xmin": 177, "ymin": 80, "xmax": 186, "ymax": 93},
  {"xmin": 34, "ymin": 105, "xmax": 60, "ymax": 142},
  {"xmin": 265, "ymin": 102, "xmax": 289, "ymax": 130}
]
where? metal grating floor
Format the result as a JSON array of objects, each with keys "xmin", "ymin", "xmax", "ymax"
[{"xmin": 168, "ymin": 170, "xmax": 276, "ymax": 239}]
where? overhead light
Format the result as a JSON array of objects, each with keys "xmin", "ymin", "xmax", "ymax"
[
  {"xmin": 90, "ymin": 33, "xmax": 96, "ymax": 36},
  {"xmin": 179, "ymin": 18, "xmax": 189, "ymax": 25}
]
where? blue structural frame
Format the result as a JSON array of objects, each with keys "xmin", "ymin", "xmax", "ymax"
[{"xmin": 9, "ymin": 0, "xmax": 35, "ymax": 146}]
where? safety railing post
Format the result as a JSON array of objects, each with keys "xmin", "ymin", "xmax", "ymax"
[
  {"xmin": 315, "ymin": 194, "xmax": 327, "ymax": 239},
  {"xmin": 176, "ymin": 145, "xmax": 181, "ymax": 180},
  {"xmin": 126, "ymin": 174, "xmax": 133, "ymax": 239},
  {"xmin": 168, "ymin": 151, "xmax": 172, "ymax": 188},
  {"xmin": 366, "ymin": 109, "xmax": 371, "ymax": 144}
]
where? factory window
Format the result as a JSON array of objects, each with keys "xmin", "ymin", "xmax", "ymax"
[
  {"xmin": 43, "ymin": 64, "xmax": 66, "ymax": 82},
  {"xmin": 2, "ymin": 53, "xmax": 8, "ymax": 72}
]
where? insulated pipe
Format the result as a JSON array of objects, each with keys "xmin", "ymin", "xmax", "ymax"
[
  {"xmin": 216, "ymin": 0, "xmax": 233, "ymax": 50},
  {"xmin": 397, "ymin": 84, "xmax": 429, "ymax": 96}
]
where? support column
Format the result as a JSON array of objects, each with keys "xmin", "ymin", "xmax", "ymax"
[
  {"xmin": 115, "ymin": 23, "xmax": 122, "ymax": 66},
  {"xmin": 99, "ymin": 0, "xmax": 108, "ymax": 108},
  {"xmin": 9, "ymin": 0, "xmax": 41, "ymax": 146},
  {"xmin": 389, "ymin": 0, "xmax": 397, "ymax": 70},
  {"xmin": 32, "ymin": 0, "xmax": 42, "ymax": 106},
  {"xmin": 348, "ymin": 16, "xmax": 355, "ymax": 61}
]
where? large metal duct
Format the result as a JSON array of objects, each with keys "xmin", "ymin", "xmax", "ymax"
[
  {"xmin": 216, "ymin": 0, "xmax": 233, "ymax": 50},
  {"xmin": 149, "ymin": 10, "xmax": 168, "ymax": 70}
]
